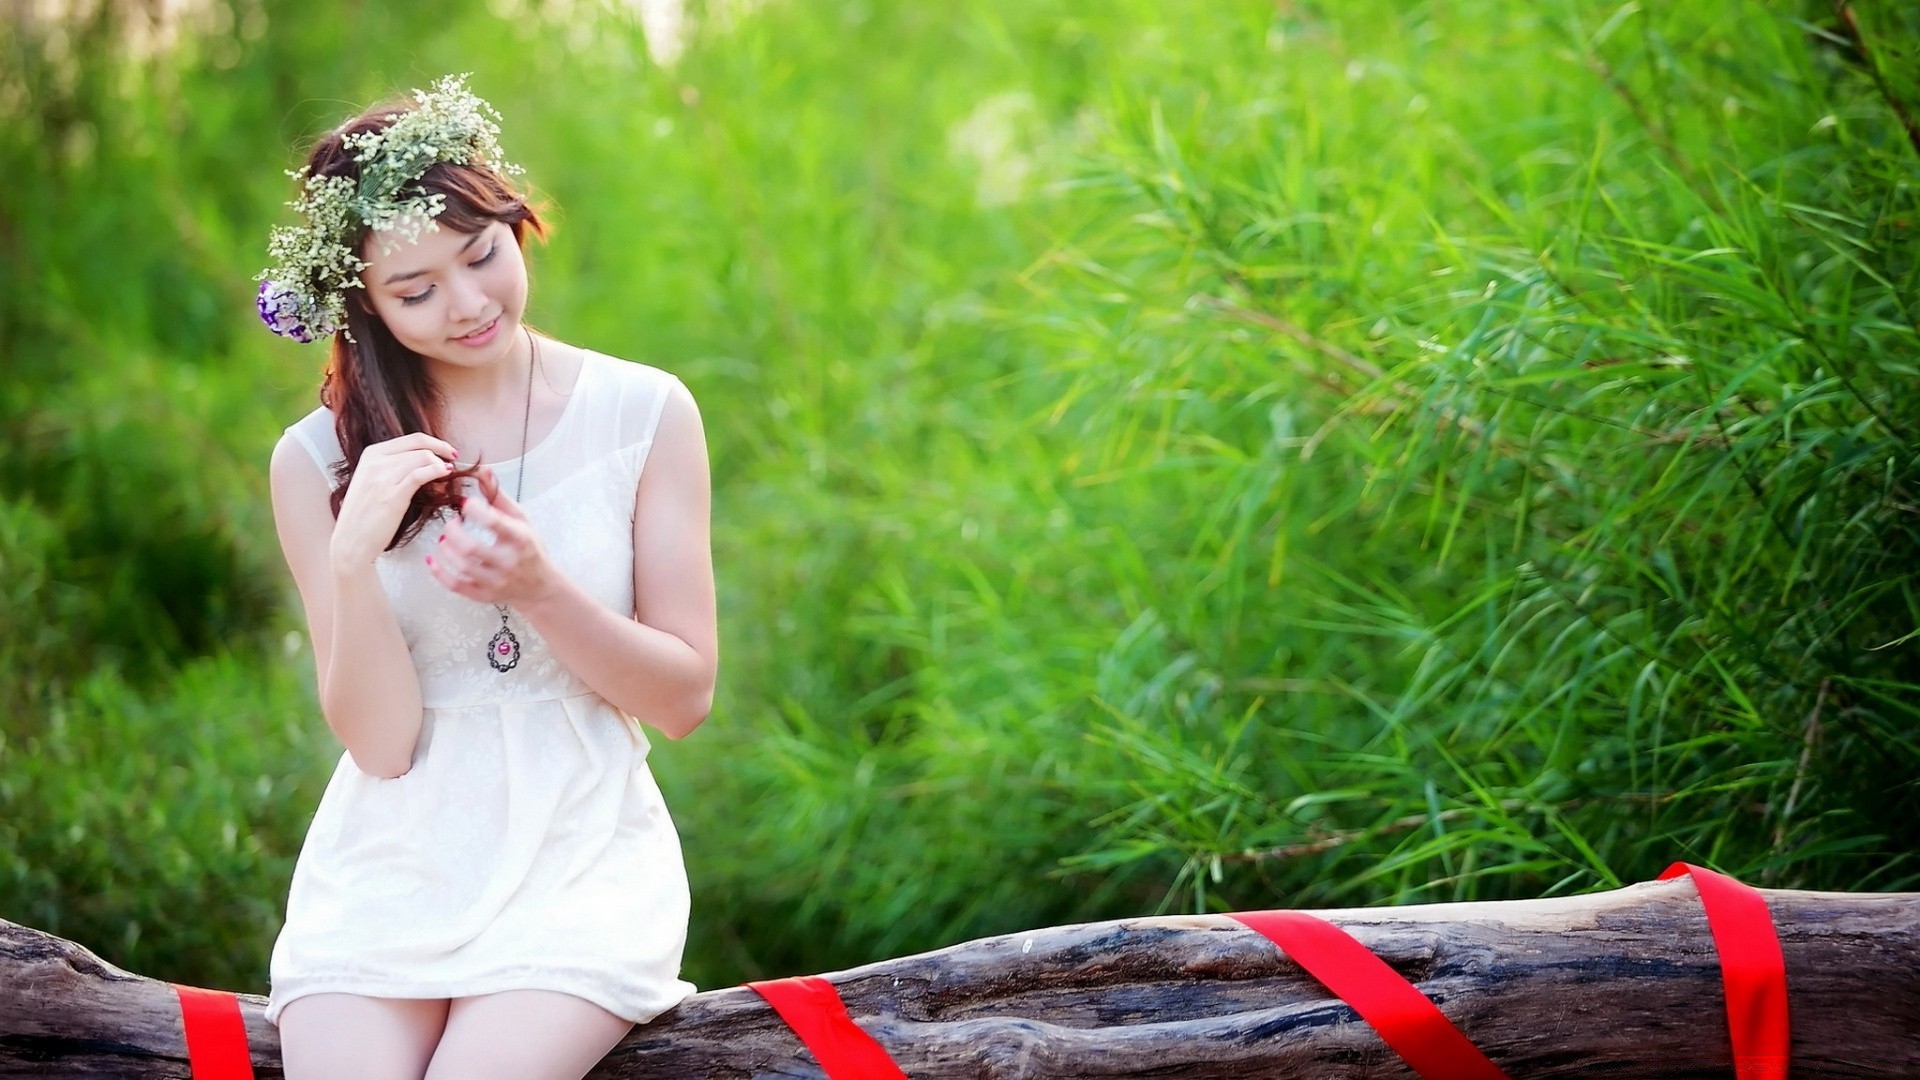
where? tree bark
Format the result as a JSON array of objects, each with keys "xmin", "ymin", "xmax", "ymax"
[{"xmin": 1, "ymin": 878, "xmax": 1916, "ymax": 1077}]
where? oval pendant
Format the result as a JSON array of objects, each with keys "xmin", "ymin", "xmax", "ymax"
[{"xmin": 488, "ymin": 622, "xmax": 521, "ymax": 672}]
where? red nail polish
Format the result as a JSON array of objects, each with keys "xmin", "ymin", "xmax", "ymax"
[
  {"xmin": 438, "ymin": 534, "xmax": 445, "ymax": 543},
  {"xmin": 425, "ymin": 555, "xmax": 435, "ymax": 566}
]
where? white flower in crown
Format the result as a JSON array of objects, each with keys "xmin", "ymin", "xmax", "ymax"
[{"xmin": 253, "ymin": 73, "xmax": 525, "ymax": 343}]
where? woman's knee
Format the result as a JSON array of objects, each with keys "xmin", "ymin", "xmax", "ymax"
[{"xmin": 278, "ymin": 994, "xmax": 450, "ymax": 1080}]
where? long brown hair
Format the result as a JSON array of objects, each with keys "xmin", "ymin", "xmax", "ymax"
[{"xmin": 297, "ymin": 93, "xmax": 551, "ymax": 551}]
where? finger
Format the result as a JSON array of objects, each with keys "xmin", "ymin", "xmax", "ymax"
[
  {"xmin": 461, "ymin": 494, "xmax": 523, "ymax": 541},
  {"xmin": 438, "ymin": 551, "xmax": 501, "ymax": 596},
  {"xmin": 423, "ymin": 553, "xmax": 472, "ymax": 595},
  {"xmin": 445, "ymin": 509, "xmax": 495, "ymax": 549},
  {"xmin": 407, "ymin": 431, "xmax": 460, "ymax": 459},
  {"xmin": 481, "ymin": 466, "xmax": 529, "ymax": 520},
  {"xmin": 411, "ymin": 459, "xmax": 456, "ymax": 488},
  {"xmin": 441, "ymin": 517, "xmax": 504, "ymax": 571},
  {"xmin": 474, "ymin": 462, "xmax": 502, "ymax": 502}
]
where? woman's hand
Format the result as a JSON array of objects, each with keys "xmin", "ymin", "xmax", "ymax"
[
  {"xmin": 329, "ymin": 432, "xmax": 459, "ymax": 570},
  {"xmin": 424, "ymin": 464, "xmax": 557, "ymax": 608}
]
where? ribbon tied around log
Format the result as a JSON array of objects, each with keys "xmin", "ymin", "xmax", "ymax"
[
  {"xmin": 1659, "ymin": 861, "xmax": 1791, "ymax": 1080},
  {"xmin": 172, "ymin": 984, "xmax": 255, "ymax": 1080}
]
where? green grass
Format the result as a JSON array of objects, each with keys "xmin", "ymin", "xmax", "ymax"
[{"xmin": 2, "ymin": 0, "xmax": 1915, "ymax": 995}]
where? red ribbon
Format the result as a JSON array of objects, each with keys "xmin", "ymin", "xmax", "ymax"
[
  {"xmin": 1658, "ymin": 861, "xmax": 1791, "ymax": 1080},
  {"xmin": 171, "ymin": 985, "xmax": 255, "ymax": 1080},
  {"xmin": 1231, "ymin": 910, "xmax": 1510, "ymax": 1080},
  {"xmin": 748, "ymin": 975, "xmax": 909, "ymax": 1080}
]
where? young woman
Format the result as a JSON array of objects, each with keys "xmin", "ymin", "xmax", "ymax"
[{"xmin": 260, "ymin": 75, "xmax": 715, "ymax": 1080}]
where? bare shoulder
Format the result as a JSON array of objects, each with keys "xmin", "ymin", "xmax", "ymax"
[
  {"xmin": 270, "ymin": 429, "xmax": 334, "ymax": 506},
  {"xmin": 657, "ymin": 371, "xmax": 702, "ymax": 435},
  {"xmin": 589, "ymin": 347, "xmax": 705, "ymax": 454},
  {"xmin": 644, "ymin": 372, "xmax": 708, "ymax": 487},
  {"xmin": 269, "ymin": 429, "xmax": 338, "ymax": 584},
  {"xmin": 596, "ymin": 349, "xmax": 692, "ymax": 398}
]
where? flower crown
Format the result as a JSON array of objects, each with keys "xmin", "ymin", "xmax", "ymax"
[{"xmin": 254, "ymin": 73, "xmax": 524, "ymax": 343}]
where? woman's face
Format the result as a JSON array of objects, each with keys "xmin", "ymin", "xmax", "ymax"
[{"xmin": 358, "ymin": 216, "xmax": 527, "ymax": 368}]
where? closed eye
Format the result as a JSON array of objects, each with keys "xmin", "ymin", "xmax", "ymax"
[{"xmin": 398, "ymin": 244, "xmax": 499, "ymax": 305}]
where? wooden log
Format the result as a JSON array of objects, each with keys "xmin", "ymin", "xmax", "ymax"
[{"xmin": 1, "ymin": 877, "xmax": 1916, "ymax": 1077}]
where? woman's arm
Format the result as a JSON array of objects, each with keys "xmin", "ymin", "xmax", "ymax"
[
  {"xmin": 515, "ymin": 380, "xmax": 718, "ymax": 739},
  {"xmin": 270, "ymin": 433, "xmax": 427, "ymax": 777}
]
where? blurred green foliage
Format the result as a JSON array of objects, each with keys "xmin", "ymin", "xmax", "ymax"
[{"xmin": 2, "ymin": 0, "xmax": 1915, "ymax": 997}]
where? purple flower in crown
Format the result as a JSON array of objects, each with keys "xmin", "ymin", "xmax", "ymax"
[{"xmin": 256, "ymin": 279, "xmax": 336, "ymax": 343}]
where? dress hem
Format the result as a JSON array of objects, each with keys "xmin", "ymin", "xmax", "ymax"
[{"xmin": 265, "ymin": 976, "xmax": 697, "ymax": 1027}]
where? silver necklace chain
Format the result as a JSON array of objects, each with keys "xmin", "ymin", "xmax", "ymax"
[{"xmin": 484, "ymin": 327, "xmax": 537, "ymax": 673}]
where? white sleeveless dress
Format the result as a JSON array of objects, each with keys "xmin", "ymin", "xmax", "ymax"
[{"xmin": 266, "ymin": 347, "xmax": 697, "ymax": 1027}]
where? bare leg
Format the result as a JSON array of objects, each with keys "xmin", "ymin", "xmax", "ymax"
[
  {"xmin": 278, "ymin": 994, "xmax": 450, "ymax": 1080},
  {"xmin": 422, "ymin": 990, "xmax": 636, "ymax": 1080}
]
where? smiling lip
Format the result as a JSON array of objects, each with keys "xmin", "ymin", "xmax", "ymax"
[{"xmin": 454, "ymin": 316, "xmax": 501, "ymax": 345}]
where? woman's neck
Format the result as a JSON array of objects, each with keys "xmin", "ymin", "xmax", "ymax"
[
  {"xmin": 420, "ymin": 328, "xmax": 541, "ymax": 445},
  {"xmin": 425, "ymin": 327, "xmax": 539, "ymax": 415}
]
